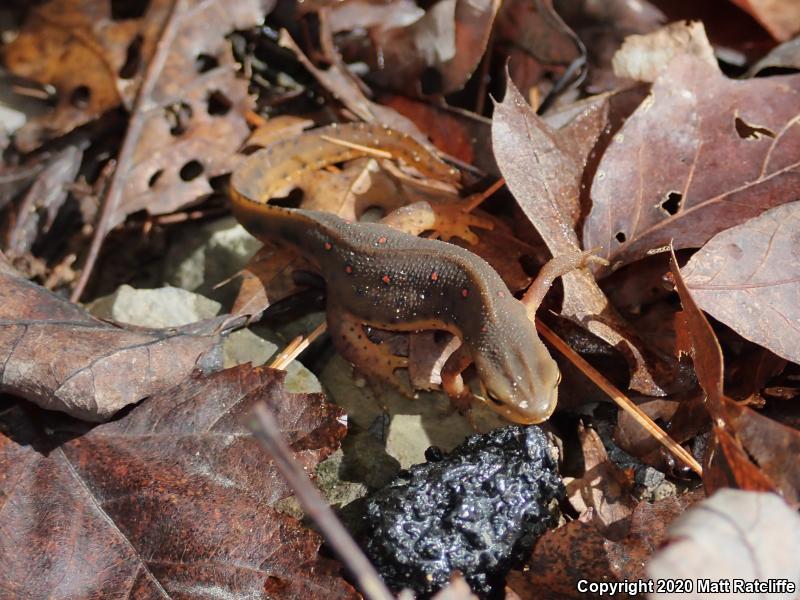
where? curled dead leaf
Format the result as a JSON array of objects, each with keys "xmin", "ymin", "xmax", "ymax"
[
  {"xmin": 0, "ymin": 257, "xmax": 232, "ymax": 421},
  {"xmin": 648, "ymin": 490, "xmax": 800, "ymax": 596},
  {"xmin": 612, "ymin": 20, "xmax": 717, "ymax": 82}
]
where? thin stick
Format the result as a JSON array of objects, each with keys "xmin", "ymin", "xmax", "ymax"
[
  {"xmin": 536, "ymin": 320, "xmax": 703, "ymax": 476},
  {"xmin": 252, "ymin": 403, "xmax": 395, "ymax": 600},
  {"xmin": 318, "ymin": 134, "xmax": 394, "ymax": 159},
  {"xmin": 71, "ymin": 0, "xmax": 186, "ymax": 302},
  {"xmin": 269, "ymin": 321, "xmax": 328, "ymax": 370},
  {"xmin": 462, "ymin": 178, "xmax": 505, "ymax": 213}
]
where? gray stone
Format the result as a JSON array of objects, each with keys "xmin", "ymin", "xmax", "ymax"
[
  {"xmin": 87, "ymin": 284, "xmax": 221, "ymax": 327},
  {"xmin": 163, "ymin": 216, "xmax": 261, "ymax": 306},
  {"xmin": 319, "ymin": 354, "xmax": 507, "ymax": 469},
  {"xmin": 223, "ymin": 329, "xmax": 278, "ymax": 369}
]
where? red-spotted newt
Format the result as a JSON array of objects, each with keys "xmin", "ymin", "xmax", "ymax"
[{"xmin": 231, "ymin": 123, "xmax": 564, "ymax": 424}]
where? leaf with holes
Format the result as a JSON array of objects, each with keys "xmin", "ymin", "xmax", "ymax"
[
  {"xmin": 113, "ymin": 0, "xmax": 273, "ymax": 226},
  {"xmin": 0, "ymin": 256, "xmax": 232, "ymax": 421},
  {"xmin": 4, "ymin": 0, "xmax": 144, "ymax": 151},
  {"xmin": 0, "ymin": 365, "xmax": 357, "ymax": 599},
  {"xmin": 584, "ymin": 55, "xmax": 800, "ymax": 269},
  {"xmin": 6, "ymin": 0, "xmax": 272, "ymax": 224}
]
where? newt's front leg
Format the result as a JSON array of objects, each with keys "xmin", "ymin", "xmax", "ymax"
[
  {"xmin": 440, "ymin": 343, "xmax": 476, "ymax": 414},
  {"xmin": 521, "ymin": 249, "xmax": 609, "ymax": 320}
]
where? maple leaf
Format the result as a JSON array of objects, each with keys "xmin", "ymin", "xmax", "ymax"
[{"xmin": 0, "ymin": 365, "xmax": 355, "ymax": 599}]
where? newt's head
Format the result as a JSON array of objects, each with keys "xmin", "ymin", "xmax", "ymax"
[{"xmin": 471, "ymin": 306, "xmax": 560, "ymax": 424}]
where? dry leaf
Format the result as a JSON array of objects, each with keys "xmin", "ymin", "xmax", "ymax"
[
  {"xmin": 647, "ymin": 489, "xmax": 800, "ymax": 597},
  {"xmin": 4, "ymin": 0, "xmax": 145, "ymax": 150},
  {"xmin": 585, "ymin": 55, "xmax": 800, "ymax": 269},
  {"xmin": 233, "ymin": 122, "xmax": 458, "ymax": 204},
  {"xmin": 7, "ymin": 0, "xmax": 271, "ymax": 229},
  {"xmin": 558, "ymin": 0, "xmax": 666, "ymax": 92},
  {"xmin": 349, "ymin": 0, "xmax": 501, "ymax": 95},
  {"xmin": 509, "ymin": 494, "xmax": 697, "ymax": 600},
  {"xmin": 0, "ymin": 257, "xmax": 231, "ymax": 421},
  {"xmin": 4, "ymin": 146, "xmax": 83, "ymax": 257},
  {"xmin": 728, "ymin": 0, "xmax": 800, "ymax": 42},
  {"xmin": 380, "ymin": 94, "xmax": 496, "ymax": 173},
  {"xmin": 612, "ymin": 20, "xmax": 717, "ymax": 82},
  {"xmin": 565, "ymin": 423, "xmax": 637, "ymax": 536},
  {"xmin": 492, "ymin": 77, "xmax": 674, "ymax": 395},
  {"xmin": 279, "ymin": 29, "xmax": 437, "ymax": 150},
  {"xmin": 326, "ymin": 0, "xmax": 425, "ymax": 34},
  {"xmin": 748, "ymin": 35, "xmax": 800, "ymax": 75},
  {"xmin": 0, "ymin": 365, "xmax": 356, "ymax": 599},
  {"xmin": 109, "ymin": 0, "xmax": 271, "ymax": 224},
  {"xmin": 670, "ymin": 248, "xmax": 800, "ymax": 504},
  {"xmin": 681, "ymin": 201, "xmax": 800, "ymax": 365},
  {"xmin": 722, "ymin": 398, "xmax": 800, "ymax": 507},
  {"xmin": 497, "ymin": 0, "xmax": 583, "ymax": 69}
]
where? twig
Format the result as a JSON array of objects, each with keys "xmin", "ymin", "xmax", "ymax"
[
  {"xmin": 251, "ymin": 403, "xmax": 395, "ymax": 600},
  {"xmin": 536, "ymin": 320, "xmax": 703, "ymax": 476},
  {"xmin": 71, "ymin": 0, "xmax": 187, "ymax": 302}
]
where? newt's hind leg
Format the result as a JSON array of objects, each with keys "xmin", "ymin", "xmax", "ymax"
[
  {"xmin": 327, "ymin": 307, "xmax": 410, "ymax": 395},
  {"xmin": 381, "ymin": 200, "xmax": 493, "ymax": 245}
]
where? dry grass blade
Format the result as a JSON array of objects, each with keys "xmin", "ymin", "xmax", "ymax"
[
  {"xmin": 252, "ymin": 403, "xmax": 395, "ymax": 600},
  {"xmin": 536, "ymin": 321, "xmax": 703, "ymax": 476},
  {"xmin": 319, "ymin": 134, "xmax": 395, "ymax": 159},
  {"xmin": 269, "ymin": 322, "xmax": 328, "ymax": 370},
  {"xmin": 462, "ymin": 178, "xmax": 505, "ymax": 212}
]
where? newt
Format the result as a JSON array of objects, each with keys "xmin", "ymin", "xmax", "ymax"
[{"xmin": 231, "ymin": 123, "xmax": 569, "ymax": 424}]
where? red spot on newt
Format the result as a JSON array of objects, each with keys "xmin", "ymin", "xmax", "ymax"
[
  {"xmin": 324, "ymin": 242, "xmax": 332, "ymax": 251},
  {"xmin": 382, "ymin": 275, "xmax": 391, "ymax": 284},
  {"xmin": 430, "ymin": 272, "xmax": 439, "ymax": 282},
  {"xmin": 497, "ymin": 290, "xmax": 505, "ymax": 298},
  {"xmin": 461, "ymin": 288, "xmax": 469, "ymax": 297},
  {"xmin": 345, "ymin": 265, "xmax": 353, "ymax": 274},
  {"xmin": 377, "ymin": 236, "xmax": 387, "ymax": 244}
]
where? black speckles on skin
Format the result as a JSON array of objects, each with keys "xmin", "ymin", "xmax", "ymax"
[{"xmin": 363, "ymin": 426, "xmax": 563, "ymax": 597}]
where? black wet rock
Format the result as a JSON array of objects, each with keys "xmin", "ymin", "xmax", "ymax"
[{"xmin": 363, "ymin": 425, "xmax": 563, "ymax": 597}]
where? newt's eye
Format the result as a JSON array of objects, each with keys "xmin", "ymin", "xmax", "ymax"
[{"xmin": 486, "ymin": 390, "xmax": 504, "ymax": 406}]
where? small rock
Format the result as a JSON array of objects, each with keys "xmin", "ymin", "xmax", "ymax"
[
  {"xmin": 320, "ymin": 354, "xmax": 506, "ymax": 469},
  {"xmin": 223, "ymin": 329, "xmax": 277, "ymax": 369},
  {"xmin": 87, "ymin": 284, "xmax": 220, "ymax": 327},
  {"xmin": 163, "ymin": 216, "xmax": 261, "ymax": 306}
]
